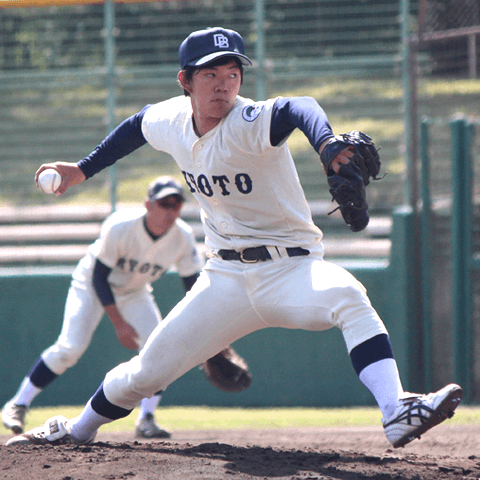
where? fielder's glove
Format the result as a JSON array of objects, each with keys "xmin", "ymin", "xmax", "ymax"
[
  {"xmin": 201, "ymin": 346, "xmax": 252, "ymax": 393},
  {"xmin": 320, "ymin": 130, "xmax": 382, "ymax": 232}
]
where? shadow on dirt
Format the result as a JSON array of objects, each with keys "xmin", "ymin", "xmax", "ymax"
[{"xmin": 92, "ymin": 440, "xmax": 443, "ymax": 479}]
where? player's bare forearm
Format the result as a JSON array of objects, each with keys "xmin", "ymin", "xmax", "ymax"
[
  {"xmin": 104, "ymin": 304, "xmax": 139, "ymax": 350},
  {"xmin": 35, "ymin": 162, "xmax": 86, "ymax": 196}
]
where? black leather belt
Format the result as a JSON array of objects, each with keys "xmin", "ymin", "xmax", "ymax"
[{"xmin": 217, "ymin": 246, "xmax": 310, "ymax": 263}]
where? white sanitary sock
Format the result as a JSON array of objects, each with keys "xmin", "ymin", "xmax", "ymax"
[
  {"xmin": 11, "ymin": 377, "xmax": 42, "ymax": 408},
  {"xmin": 137, "ymin": 394, "xmax": 162, "ymax": 421},
  {"xmin": 69, "ymin": 400, "xmax": 112, "ymax": 442},
  {"xmin": 359, "ymin": 358, "xmax": 404, "ymax": 419}
]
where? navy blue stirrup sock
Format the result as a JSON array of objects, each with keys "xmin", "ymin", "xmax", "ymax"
[
  {"xmin": 349, "ymin": 334, "xmax": 395, "ymax": 376},
  {"xmin": 90, "ymin": 382, "xmax": 133, "ymax": 420},
  {"xmin": 29, "ymin": 358, "xmax": 58, "ymax": 389}
]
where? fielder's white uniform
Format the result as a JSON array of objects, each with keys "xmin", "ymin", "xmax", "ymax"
[
  {"xmin": 101, "ymin": 96, "xmax": 387, "ymax": 409},
  {"xmin": 41, "ymin": 207, "xmax": 203, "ymax": 375}
]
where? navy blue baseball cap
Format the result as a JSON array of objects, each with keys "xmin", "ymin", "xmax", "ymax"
[
  {"xmin": 148, "ymin": 176, "xmax": 184, "ymax": 202},
  {"xmin": 179, "ymin": 27, "xmax": 252, "ymax": 69}
]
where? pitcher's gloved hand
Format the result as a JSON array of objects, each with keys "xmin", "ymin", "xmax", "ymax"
[{"xmin": 320, "ymin": 131, "xmax": 383, "ymax": 232}]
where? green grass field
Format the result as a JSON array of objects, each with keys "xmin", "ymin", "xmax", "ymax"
[{"xmin": 1, "ymin": 405, "xmax": 479, "ymax": 436}]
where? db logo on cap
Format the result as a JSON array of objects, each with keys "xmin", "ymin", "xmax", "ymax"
[{"xmin": 214, "ymin": 34, "xmax": 229, "ymax": 48}]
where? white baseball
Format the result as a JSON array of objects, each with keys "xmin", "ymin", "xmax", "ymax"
[{"xmin": 38, "ymin": 169, "xmax": 62, "ymax": 194}]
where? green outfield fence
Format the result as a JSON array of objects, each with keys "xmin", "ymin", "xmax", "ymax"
[
  {"xmin": 417, "ymin": 116, "xmax": 480, "ymax": 404},
  {"xmin": 0, "ymin": 215, "xmax": 423, "ymax": 408}
]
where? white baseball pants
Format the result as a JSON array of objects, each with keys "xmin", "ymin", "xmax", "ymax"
[
  {"xmin": 103, "ymin": 254, "xmax": 388, "ymax": 410},
  {"xmin": 41, "ymin": 280, "xmax": 162, "ymax": 375}
]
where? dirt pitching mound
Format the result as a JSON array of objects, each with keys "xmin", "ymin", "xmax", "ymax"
[{"xmin": 1, "ymin": 424, "xmax": 479, "ymax": 479}]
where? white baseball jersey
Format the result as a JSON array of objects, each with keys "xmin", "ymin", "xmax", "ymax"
[
  {"xmin": 73, "ymin": 208, "xmax": 203, "ymax": 295},
  {"xmin": 142, "ymin": 95, "xmax": 324, "ymax": 254}
]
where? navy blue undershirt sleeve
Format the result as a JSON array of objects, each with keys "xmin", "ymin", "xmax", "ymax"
[
  {"xmin": 78, "ymin": 105, "xmax": 151, "ymax": 179},
  {"xmin": 270, "ymin": 97, "xmax": 334, "ymax": 151},
  {"xmin": 92, "ymin": 258, "xmax": 115, "ymax": 307},
  {"xmin": 182, "ymin": 272, "xmax": 200, "ymax": 292}
]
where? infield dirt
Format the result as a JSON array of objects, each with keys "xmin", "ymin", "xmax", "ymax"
[{"xmin": 1, "ymin": 423, "xmax": 479, "ymax": 479}]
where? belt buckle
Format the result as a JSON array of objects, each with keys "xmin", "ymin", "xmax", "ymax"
[{"xmin": 240, "ymin": 250, "xmax": 258, "ymax": 263}]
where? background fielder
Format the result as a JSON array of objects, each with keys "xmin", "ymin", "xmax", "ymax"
[
  {"xmin": 7, "ymin": 26, "xmax": 461, "ymax": 449},
  {"xmin": 2, "ymin": 176, "xmax": 251, "ymax": 438},
  {"xmin": 3, "ymin": 176, "xmax": 200, "ymax": 438}
]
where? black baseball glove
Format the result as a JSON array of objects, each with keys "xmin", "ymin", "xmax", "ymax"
[
  {"xmin": 201, "ymin": 346, "xmax": 252, "ymax": 393},
  {"xmin": 320, "ymin": 131, "xmax": 382, "ymax": 232}
]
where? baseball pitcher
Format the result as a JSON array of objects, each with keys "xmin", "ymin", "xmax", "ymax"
[{"xmin": 7, "ymin": 27, "xmax": 461, "ymax": 449}]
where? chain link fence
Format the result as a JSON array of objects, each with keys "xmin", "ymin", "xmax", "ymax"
[
  {"xmin": 419, "ymin": 0, "xmax": 480, "ymax": 77},
  {"xmin": 1, "ymin": 0, "xmax": 479, "ymax": 211},
  {"xmin": 2, "ymin": 0, "xmax": 407, "ymax": 210}
]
